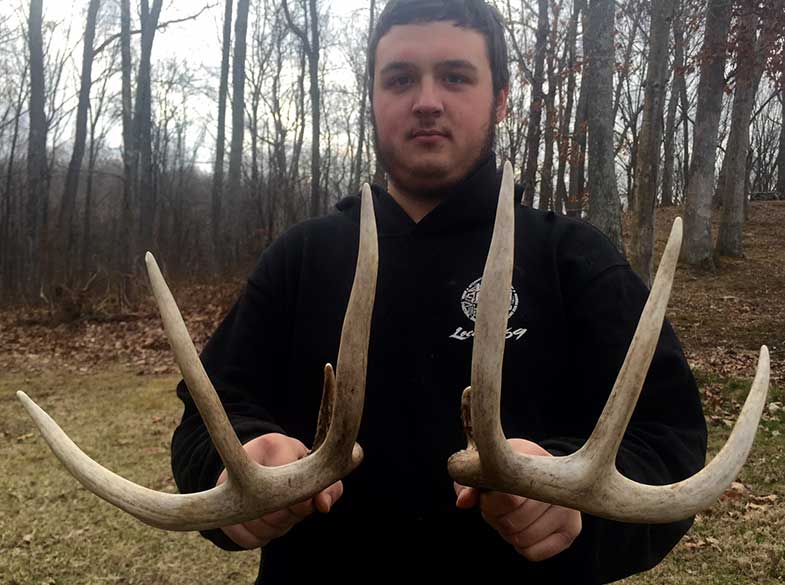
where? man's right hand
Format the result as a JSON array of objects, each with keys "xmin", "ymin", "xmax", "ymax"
[{"xmin": 216, "ymin": 433, "xmax": 344, "ymax": 549}]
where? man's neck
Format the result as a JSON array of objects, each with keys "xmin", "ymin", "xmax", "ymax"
[{"xmin": 387, "ymin": 181, "xmax": 446, "ymax": 223}]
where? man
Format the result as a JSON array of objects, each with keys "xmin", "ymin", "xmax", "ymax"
[{"xmin": 172, "ymin": 0, "xmax": 707, "ymax": 582}]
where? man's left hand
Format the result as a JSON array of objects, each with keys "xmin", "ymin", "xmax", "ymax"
[{"xmin": 454, "ymin": 438, "xmax": 582, "ymax": 562}]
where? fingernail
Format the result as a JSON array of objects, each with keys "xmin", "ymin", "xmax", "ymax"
[{"xmin": 323, "ymin": 494, "xmax": 333, "ymax": 512}]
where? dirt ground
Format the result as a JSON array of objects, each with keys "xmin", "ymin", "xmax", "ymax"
[{"xmin": 1, "ymin": 202, "xmax": 784, "ymax": 584}]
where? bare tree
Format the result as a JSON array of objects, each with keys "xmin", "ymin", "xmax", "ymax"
[
  {"xmin": 211, "ymin": 0, "xmax": 233, "ymax": 269},
  {"xmin": 661, "ymin": 1, "xmax": 687, "ymax": 208},
  {"xmin": 27, "ymin": 0, "xmax": 48, "ymax": 296},
  {"xmin": 350, "ymin": 0, "xmax": 376, "ymax": 195},
  {"xmin": 521, "ymin": 0, "xmax": 548, "ymax": 207},
  {"xmin": 136, "ymin": 0, "xmax": 165, "ymax": 257},
  {"xmin": 118, "ymin": 0, "xmax": 135, "ymax": 291},
  {"xmin": 584, "ymin": 0, "xmax": 623, "ymax": 251},
  {"xmin": 715, "ymin": 9, "xmax": 762, "ymax": 257},
  {"xmin": 538, "ymin": 0, "xmax": 559, "ymax": 212},
  {"xmin": 224, "ymin": 0, "xmax": 250, "ymax": 266},
  {"xmin": 567, "ymin": 0, "xmax": 589, "ymax": 218},
  {"xmin": 554, "ymin": 0, "xmax": 583, "ymax": 215},
  {"xmin": 629, "ymin": 0, "xmax": 676, "ymax": 284},
  {"xmin": 57, "ymin": 0, "xmax": 102, "ymax": 282},
  {"xmin": 681, "ymin": 0, "xmax": 732, "ymax": 268},
  {"xmin": 283, "ymin": 0, "xmax": 322, "ymax": 217},
  {"xmin": 778, "ymin": 88, "xmax": 785, "ymax": 197}
]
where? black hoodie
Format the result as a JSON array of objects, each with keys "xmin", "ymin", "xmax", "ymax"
[{"xmin": 171, "ymin": 156, "xmax": 707, "ymax": 584}]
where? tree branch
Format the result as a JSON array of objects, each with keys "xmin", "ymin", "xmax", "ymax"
[
  {"xmin": 281, "ymin": 0, "xmax": 311, "ymax": 55},
  {"xmin": 92, "ymin": 3, "xmax": 215, "ymax": 57}
]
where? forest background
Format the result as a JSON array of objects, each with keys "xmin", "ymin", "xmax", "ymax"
[{"xmin": 1, "ymin": 0, "xmax": 785, "ymax": 583}]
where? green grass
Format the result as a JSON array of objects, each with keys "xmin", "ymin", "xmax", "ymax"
[
  {"xmin": 0, "ymin": 368, "xmax": 259, "ymax": 585},
  {"xmin": 1, "ymin": 366, "xmax": 782, "ymax": 584}
]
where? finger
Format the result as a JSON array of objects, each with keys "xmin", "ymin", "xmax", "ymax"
[
  {"xmin": 242, "ymin": 516, "xmax": 293, "ymax": 543},
  {"xmin": 492, "ymin": 498, "xmax": 550, "ymax": 538},
  {"xmin": 255, "ymin": 508, "xmax": 300, "ymax": 532},
  {"xmin": 479, "ymin": 490, "xmax": 525, "ymax": 520},
  {"xmin": 289, "ymin": 498, "xmax": 315, "ymax": 519},
  {"xmin": 315, "ymin": 480, "xmax": 343, "ymax": 513},
  {"xmin": 519, "ymin": 529, "xmax": 578, "ymax": 562},
  {"xmin": 455, "ymin": 484, "xmax": 479, "ymax": 509},
  {"xmin": 221, "ymin": 523, "xmax": 267, "ymax": 550},
  {"xmin": 512, "ymin": 506, "xmax": 580, "ymax": 551}
]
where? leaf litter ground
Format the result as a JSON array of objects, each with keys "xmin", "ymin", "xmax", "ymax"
[{"xmin": 1, "ymin": 202, "xmax": 784, "ymax": 584}]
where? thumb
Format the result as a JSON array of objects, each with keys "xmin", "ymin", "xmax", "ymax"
[{"xmin": 454, "ymin": 483, "xmax": 479, "ymax": 509}]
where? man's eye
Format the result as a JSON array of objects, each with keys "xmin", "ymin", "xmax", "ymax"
[
  {"xmin": 444, "ymin": 73, "xmax": 469, "ymax": 85},
  {"xmin": 386, "ymin": 75, "xmax": 413, "ymax": 88}
]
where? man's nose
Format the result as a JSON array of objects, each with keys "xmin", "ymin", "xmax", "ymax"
[{"xmin": 412, "ymin": 78, "xmax": 443, "ymax": 117}]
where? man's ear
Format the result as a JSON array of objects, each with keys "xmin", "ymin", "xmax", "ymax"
[{"xmin": 495, "ymin": 85, "xmax": 510, "ymax": 123}]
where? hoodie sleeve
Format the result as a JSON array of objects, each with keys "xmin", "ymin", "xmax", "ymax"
[
  {"xmin": 536, "ymin": 226, "xmax": 708, "ymax": 582},
  {"xmin": 170, "ymin": 234, "xmax": 294, "ymax": 551}
]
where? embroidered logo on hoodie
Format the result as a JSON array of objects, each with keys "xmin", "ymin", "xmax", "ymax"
[{"xmin": 450, "ymin": 277, "xmax": 527, "ymax": 342}]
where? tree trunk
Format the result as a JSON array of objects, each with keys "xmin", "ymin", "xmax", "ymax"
[
  {"xmin": 136, "ymin": 0, "xmax": 164, "ymax": 258},
  {"xmin": 716, "ymin": 10, "xmax": 764, "ymax": 257},
  {"xmin": 226, "ymin": 0, "xmax": 250, "ymax": 266},
  {"xmin": 211, "ymin": 0, "xmax": 233, "ymax": 270},
  {"xmin": 308, "ymin": 0, "xmax": 321, "ymax": 216},
  {"xmin": 58, "ymin": 0, "xmax": 101, "ymax": 282},
  {"xmin": 681, "ymin": 0, "xmax": 731, "ymax": 268},
  {"xmin": 629, "ymin": 0, "xmax": 676, "ymax": 284},
  {"xmin": 585, "ymin": 0, "xmax": 624, "ymax": 252},
  {"xmin": 351, "ymin": 0, "xmax": 375, "ymax": 194},
  {"xmin": 777, "ymin": 91, "xmax": 785, "ymax": 197},
  {"xmin": 27, "ymin": 0, "xmax": 48, "ymax": 297},
  {"xmin": 555, "ymin": 0, "xmax": 582, "ymax": 215},
  {"xmin": 1, "ymin": 70, "xmax": 26, "ymax": 299},
  {"xmin": 538, "ymin": 0, "xmax": 557, "ymax": 212},
  {"xmin": 568, "ymin": 37, "xmax": 588, "ymax": 219},
  {"xmin": 119, "ymin": 0, "xmax": 134, "ymax": 284},
  {"xmin": 661, "ymin": 21, "xmax": 681, "ymax": 208},
  {"xmin": 677, "ymin": 14, "xmax": 690, "ymax": 196},
  {"xmin": 521, "ymin": 0, "xmax": 548, "ymax": 207}
]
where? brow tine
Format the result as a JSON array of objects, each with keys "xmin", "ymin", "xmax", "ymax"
[
  {"xmin": 577, "ymin": 219, "xmax": 683, "ymax": 478},
  {"xmin": 316, "ymin": 183, "xmax": 377, "ymax": 466},
  {"xmin": 470, "ymin": 160, "xmax": 517, "ymax": 475},
  {"xmin": 145, "ymin": 254, "xmax": 256, "ymax": 489}
]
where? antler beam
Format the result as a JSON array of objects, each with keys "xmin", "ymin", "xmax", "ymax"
[
  {"xmin": 17, "ymin": 184, "xmax": 379, "ymax": 531},
  {"xmin": 447, "ymin": 161, "xmax": 770, "ymax": 524}
]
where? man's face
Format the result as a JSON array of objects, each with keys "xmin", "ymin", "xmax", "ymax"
[{"xmin": 371, "ymin": 21, "xmax": 508, "ymax": 197}]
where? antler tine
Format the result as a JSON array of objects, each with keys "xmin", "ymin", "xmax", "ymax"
[
  {"xmin": 467, "ymin": 160, "xmax": 518, "ymax": 476},
  {"xmin": 16, "ymin": 187, "xmax": 378, "ymax": 531},
  {"xmin": 574, "ymin": 218, "xmax": 683, "ymax": 482},
  {"xmin": 311, "ymin": 182, "xmax": 378, "ymax": 466},
  {"xmin": 145, "ymin": 253, "xmax": 257, "ymax": 489},
  {"xmin": 590, "ymin": 345, "xmax": 770, "ymax": 523}
]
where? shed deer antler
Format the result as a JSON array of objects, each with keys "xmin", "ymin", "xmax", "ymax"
[
  {"xmin": 16, "ymin": 185, "xmax": 379, "ymax": 531},
  {"xmin": 447, "ymin": 161, "xmax": 770, "ymax": 524}
]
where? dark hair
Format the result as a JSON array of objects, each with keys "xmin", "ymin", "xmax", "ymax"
[{"xmin": 368, "ymin": 0, "xmax": 510, "ymax": 97}]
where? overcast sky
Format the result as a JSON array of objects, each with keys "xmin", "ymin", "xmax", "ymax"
[
  {"xmin": 28, "ymin": 0, "xmax": 372, "ymax": 77},
  {"xmin": 1, "ymin": 0, "xmax": 375, "ymax": 163}
]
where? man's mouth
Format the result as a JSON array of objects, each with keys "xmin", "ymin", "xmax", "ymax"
[
  {"xmin": 411, "ymin": 129, "xmax": 449, "ymax": 138},
  {"xmin": 411, "ymin": 129, "xmax": 450, "ymax": 144}
]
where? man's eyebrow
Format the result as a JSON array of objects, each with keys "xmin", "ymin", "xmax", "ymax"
[
  {"xmin": 378, "ymin": 59, "xmax": 479, "ymax": 76},
  {"xmin": 379, "ymin": 61, "xmax": 416, "ymax": 76},
  {"xmin": 437, "ymin": 59, "xmax": 479, "ymax": 72}
]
